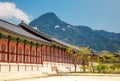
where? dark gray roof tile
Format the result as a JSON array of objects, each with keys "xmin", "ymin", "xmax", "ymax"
[{"xmin": 0, "ymin": 19, "xmax": 50, "ymax": 43}]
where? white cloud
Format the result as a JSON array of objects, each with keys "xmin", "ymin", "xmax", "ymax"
[{"xmin": 0, "ymin": 2, "xmax": 31, "ymax": 24}]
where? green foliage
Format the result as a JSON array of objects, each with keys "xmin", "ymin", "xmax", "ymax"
[
  {"xmin": 0, "ymin": 33, "xmax": 2, "ymax": 39},
  {"xmin": 96, "ymin": 64, "xmax": 109, "ymax": 73},
  {"xmin": 16, "ymin": 38, "xmax": 23, "ymax": 43},
  {"xmin": 113, "ymin": 64, "xmax": 120, "ymax": 69},
  {"xmin": 8, "ymin": 35, "xmax": 15, "ymax": 41},
  {"xmin": 0, "ymin": 33, "xmax": 6, "ymax": 39},
  {"xmin": 36, "ymin": 43, "xmax": 40, "ymax": 48},
  {"xmin": 98, "ymin": 51, "xmax": 120, "ymax": 63},
  {"xmin": 110, "ymin": 64, "xmax": 116, "ymax": 70},
  {"xmin": 67, "ymin": 47, "xmax": 75, "ymax": 54},
  {"xmin": 80, "ymin": 65, "xmax": 88, "ymax": 73}
]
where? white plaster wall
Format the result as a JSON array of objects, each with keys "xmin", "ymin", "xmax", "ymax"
[
  {"xmin": 32, "ymin": 65, "xmax": 37, "ymax": 71},
  {"xmin": 76, "ymin": 65, "xmax": 81, "ymax": 72},
  {"xmin": 37, "ymin": 65, "xmax": 42, "ymax": 72},
  {"xmin": 0, "ymin": 62, "xmax": 82, "ymax": 80},
  {"xmin": 42, "ymin": 62, "xmax": 75, "ymax": 73},
  {"xmin": 10, "ymin": 63, "xmax": 18, "ymax": 72},
  {"xmin": 1, "ymin": 63, "xmax": 9, "ymax": 72},
  {"xmin": 26, "ymin": 65, "xmax": 31, "ymax": 71},
  {"xmin": 0, "ymin": 63, "xmax": 44, "ymax": 80},
  {"xmin": 19, "ymin": 64, "xmax": 25, "ymax": 72}
]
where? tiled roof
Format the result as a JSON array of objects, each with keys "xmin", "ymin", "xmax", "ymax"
[
  {"xmin": 0, "ymin": 19, "xmax": 50, "ymax": 43},
  {"xmin": 19, "ymin": 22, "xmax": 52, "ymax": 42},
  {"xmin": 0, "ymin": 19, "xmax": 80, "ymax": 49},
  {"xmin": 51, "ymin": 38, "xmax": 80, "ymax": 50}
]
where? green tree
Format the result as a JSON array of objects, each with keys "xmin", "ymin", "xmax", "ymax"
[
  {"xmin": 100, "ymin": 51, "xmax": 119, "ymax": 63},
  {"xmin": 97, "ymin": 51, "xmax": 120, "ymax": 73},
  {"xmin": 67, "ymin": 47, "xmax": 78, "ymax": 72},
  {"xmin": 117, "ymin": 50, "xmax": 120, "ymax": 62},
  {"xmin": 96, "ymin": 63, "xmax": 109, "ymax": 73},
  {"xmin": 79, "ymin": 47, "xmax": 94, "ymax": 72}
]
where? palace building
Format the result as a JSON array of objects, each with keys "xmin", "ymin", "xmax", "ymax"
[{"xmin": 0, "ymin": 19, "xmax": 85, "ymax": 79}]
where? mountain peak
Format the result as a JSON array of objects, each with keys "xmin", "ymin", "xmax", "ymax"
[
  {"xmin": 29, "ymin": 12, "xmax": 120, "ymax": 52},
  {"xmin": 29, "ymin": 12, "xmax": 68, "ymax": 29},
  {"xmin": 37, "ymin": 12, "xmax": 59, "ymax": 20},
  {"xmin": 42, "ymin": 12, "xmax": 57, "ymax": 17}
]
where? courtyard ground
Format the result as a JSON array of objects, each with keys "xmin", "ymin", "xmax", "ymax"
[{"xmin": 16, "ymin": 73, "xmax": 120, "ymax": 81}]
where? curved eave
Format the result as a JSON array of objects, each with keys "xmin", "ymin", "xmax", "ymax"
[
  {"xmin": 19, "ymin": 22, "xmax": 52, "ymax": 42},
  {"xmin": 0, "ymin": 27, "xmax": 50, "ymax": 44},
  {"xmin": 51, "ymin": 38, "xmax": 71, "ymax": 47},
  {"xmin": 0, "ymin": 19, "xmax": 50, "ymax": 44}
]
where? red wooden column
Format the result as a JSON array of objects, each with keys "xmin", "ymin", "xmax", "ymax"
[
  {"xmin": 42, "ymin": 45, "xmax": 46, "ymax": 61},
  {"xmin": 30, "ymin": 45, "xmax": 32, "ymax": 63},
  {"xmin": 51, "ymin": 47, "xmax": 53, "ymax": 62},
  {"xmin": 65, "ymin": 51, "xmax": 67, "ymax": 63},
  {"xmin": 66, "ymin": 52, "xmax": 68, "ymax": 63},
  {"xmin": 59, "ymin": 48, "xmax": 60, "ymax": 62},
  {"xmin": 30, "ymin": 42, "xmax": 33, "ymax": 63},
  {"xmin": 41, "ymin": 44, "xmax": 43, "ymax": 64},
  {"xmin": 60, "ymin": 49, "xmax": 62, "ymax": 63},
  {"xmin": 7, "ymin": 35, "xmax": 12, "ymax": 62},
  {"xmin": 68, "ymin": 53, "xmax": 70, "ymax": 64},
  {"xmin": 53, "ymin": 47, "xmax": 55, "ymax": 62},
  {"xmin": 16, "ymin": 38, "xmax": 20, "ymax": 62},
  {"xmin": 61, "ymin": 50, "xmax": 62, "ymax": 63},
  {"xmin": 36, "ymin": 43, "xmax": 40, "ymax": 64},
  {"xmin": 40, "ymin": 45, "xmax": 43, "ymax": 64},
  {"xmin": 57, "ymin": 48, "xmax": 59, "ymax": 62},
  {"xmin": 62, "ymin": 50, "xmax": 64, "ymax": 63},
  {"xmin": 61, "ymin": 49, "xmax": 62, "ymax": 63},
  {"xmin": 45, "ymin": 45, "xmax": 47, "ymax": 61},
  {"xmin": 58, "ymin": 49, "xmax": 60, "ymax": 63},
  {"xmin": 63, "ymin": 50, "xmax": 65, "ymax": 63},
  {"xmin": 55, "ymin": 48, "xmax": 57, "ymax": 62},
  {"xmin": 7, "ymin": 39, "xmax": 9, "ymax": 62},
  {"xmin": 16, "ymin": 42, "xmax": 18, "ymax": 62},
  {"xmin": 45, "ymin": 45, "xmax": 48, "ymax": 61},
  {"xmin": 23, "ymin": 40, "xmax": 27, "ymax": 63},
  {"xmin": 49, "ymin": 46, "xmax": 51, "ymax": 62},
  {"xmin": 58, "ymin": 48, "xmax": 60, "ymax": 62},
  {"xmin": 67, "ymin": 52, "xmax": 69, "ymax": 64},
  {"xmin": 36, "ymin": 45, "xmax": 38, "ymax": 64},
  {"xmin": 47, "ymin": 46, "xmax": 51, "ymax": 61}
]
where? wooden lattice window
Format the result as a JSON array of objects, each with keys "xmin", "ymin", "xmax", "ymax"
[
  {"xmin": 38, "ymin": 58, "xmax": 41, "ymax": 63},
  {"xmin": 18, "ymin": 47, "xmax": 22, "ymax": 62},
  {"xmin": 32, "ymin": 50, "xmax": 35, "ymax": 56},
  {"xmin": 26, "ymin": 48, "xmax": 29, "ymax": 55},
  {"xmin": 37, "ymin": 51, "xmax": 41, "ymax": 56},
  {"xmin": 25, "ymin": 48, "xmax": 29, "ymax": 62},
  {"xmin": 31, "ymin": 50, "xmax": 35, "ymax": 63},
  {"xmin": 19, "ymin": 47, "xmax": 22, "ymax": 54},
  {"xmin": 25, "ymin": 56, "xmax": 29, "ymax": 63},
  {"xmin": 1, "ymin": 44, "xmax": 6, "ymax": 61},
  {"xmin": 10, "ymin": 45, "xmax": 15, "ymax": 62}
]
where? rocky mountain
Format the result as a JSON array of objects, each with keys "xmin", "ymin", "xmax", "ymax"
[{"xmin": 29, "ymin": 12, "xmax": 120, "ymax": 52}]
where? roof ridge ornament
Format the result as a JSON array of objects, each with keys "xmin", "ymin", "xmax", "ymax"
[{"xmin": 21, "ymin": 20, "xmax": 24, "ymax": 23}]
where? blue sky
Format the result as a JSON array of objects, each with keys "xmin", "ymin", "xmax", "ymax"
[{"xmin": 0, "ymin": 0, "xmax": 120, "ymax": 33}]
